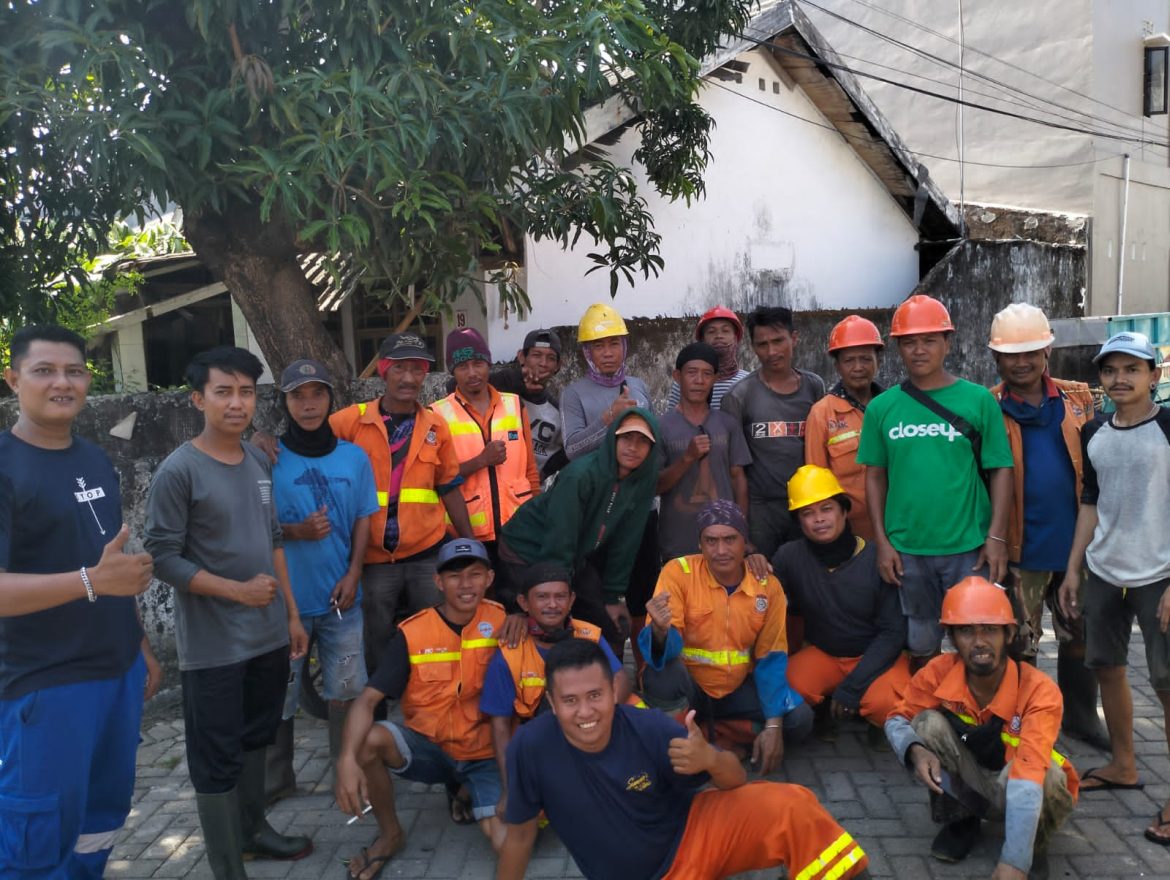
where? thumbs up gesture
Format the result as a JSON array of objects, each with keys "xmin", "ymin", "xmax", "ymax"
[
  {"xmin": 668, "ymin": 710, "xmax": 714, "ymax": 775},
  {"xmin": 89, "ymin": 526, "xmax": 154, "ymax": 597}
]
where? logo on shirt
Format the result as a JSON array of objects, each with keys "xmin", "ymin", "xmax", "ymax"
[
  {"xmin": 755, "ymin": 597, "xmax": 768, "ymax": 613},
  {"xmin": 507, "ymin": 430, "xmax": 519, "ymax": 441},
  {"xmin": 827, "ymin": 418, "xmax": 851, "ymax": 432},
  {"xmin": 425, "ymin": 428, "xmax": 438, "ymax": 445},
  {"xmin": 626, "ymin": 772, "xmax": 652, "ymax": 792},
  {"xmin": 887, "ymin": 421, "xmax": 962, "ymax": 442},
  {"xmin": 257, "ymin": 479, "xmax": 273, "ymax": 505},
  {"xmin": 749, "ymin": 421, "xmax": 805, "ymax": 439},
  {"xmin": 477, "ymin": 621, "xmax": 495, "ymax": 638},
  {"xmin": 74, "ymin": 477, "xmax": 108, "ymax": 536},
  {"xmin": 1009, "ymin": 715, "xmax": 1021, "ymax": 735}
]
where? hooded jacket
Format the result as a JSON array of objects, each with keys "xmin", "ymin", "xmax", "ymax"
[{"xmin": 500, "ymin": 407, "xmax": 662, "ymax": 601}]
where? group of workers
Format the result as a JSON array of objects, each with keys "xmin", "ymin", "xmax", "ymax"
[{"xmin": 2, "ymin": 290, "xmax": 1168, "ymax": 880}]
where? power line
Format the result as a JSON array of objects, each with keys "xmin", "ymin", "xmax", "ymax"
[
  {"xmin": 732, "ymin": 28, "xmax": 1169, "ymax": 148},
  {"xmin": 837, "ymin": 0, "xmax": 1154, "ymax": 134},
  {"xmin": 704, "ymin": 77, "xmax": 1123, "ymax": 168},
  {"xmin": 793, "ymin": 1, "xmax": 1160, "ymax": 143}
]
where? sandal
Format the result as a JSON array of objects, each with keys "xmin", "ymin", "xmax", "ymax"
[
  {"xmin": 1145, "ymin": 809, "xmax": 1170, "ymax": 846},
  {"xmin": 446, "ymin": 782, "xmax": 475, "ymax": 825}
]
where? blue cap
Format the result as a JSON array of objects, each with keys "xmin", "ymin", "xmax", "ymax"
[
  {"xmin": 436, "ymin": 538, "xmax": 491, "ymax": 571},
  {"xmin": 1093, "ymin": 331, "xmax": 1159, "ymax": 366}
]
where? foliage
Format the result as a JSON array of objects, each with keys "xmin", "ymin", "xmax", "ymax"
[{"xmin": 2, "ymin": 0, "xmax": 754, "ymax": 360}]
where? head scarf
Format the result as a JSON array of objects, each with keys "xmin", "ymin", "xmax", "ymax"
[
  {"xmin": 696, "ymin": 499, "xmax": 749, "ymax": 539},
  {"xmin": 279, "ymin": 387, "xmax": 338, "ymax": 458},
  {"xmin": 713, "ymin": 342, "xmax": 741, "ymax": 381},
  {"xmin": 583, "ymin": 338, "xmax": 628, "ymax": 388}
]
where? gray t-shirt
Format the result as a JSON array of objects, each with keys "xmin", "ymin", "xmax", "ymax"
[
  {"xmin": 1082, "ymin": 409, "xmax": 1170, "ymax": 587},
  {"xmin": 561, "ymin": 375, "xmax": 652, "ymax": 460},
  {"xmin": 719, "ymin": 368, "xmax": 825, "ymax": 502},
  {"xmin": 657, "ymin": 409, "xmax": 752, "ymax": 559},
  {"xmin": 145, "ymin": 441, "xmax": 289, "ymax": 671}
]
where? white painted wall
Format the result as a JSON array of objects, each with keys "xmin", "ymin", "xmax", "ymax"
[{"xmin": 485, "ymin": 48, "xmax": 921, "ymax": 355}]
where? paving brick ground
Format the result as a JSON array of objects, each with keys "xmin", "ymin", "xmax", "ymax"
[{"xmin": 108, "ymin": 630, "xmax": 1170, "ymax": 879}]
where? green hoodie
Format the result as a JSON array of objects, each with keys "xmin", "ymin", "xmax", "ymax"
[{"xmin": 500, "ymin": 406, "xmax": 662, "ymax": 601}]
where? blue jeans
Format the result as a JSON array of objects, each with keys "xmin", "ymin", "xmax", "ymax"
[
  {"xmin": 378, "ymin": 722, "xmax": 502, "ymax": 820},
  {"xmin": 283, "ymin": 604, "xmax": 367, "ymax": 718},
  {"xmin": 0, "ymin": 654, "xmax": 145, "ymax": 879},
  {"xmin": 899, "ymin": 549, "xmax": 987, "ymax": 656}
]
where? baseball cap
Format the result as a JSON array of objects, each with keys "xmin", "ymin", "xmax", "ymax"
[
  {"xmin": 436, "ymin": 538, "xmax": 491, "ymax": 572},
  {"xmin": 279, "ymin": 358, "xmax": 334, "ymax": 392},
  {"xmin": 1093, "ymin": 331, "xmax": 1159, "ymax": 366},
  {"xmin": 614, "ymin": 413, "xmax": 655, "ymax": 443},
  {"xmin": 522, "ymin": 328, "xmax": 563, "ymax": 357},
  {"xmin": 378, "ymin": 332, "xmax": 435, "ymax": 363}
]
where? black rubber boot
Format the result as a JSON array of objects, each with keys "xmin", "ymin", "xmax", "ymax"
[
  {"xmin": 195, "ymin": 790, "xmax": 248, "ymax": 880},
  {"xmin": 264, "ymin": 717, "xmax": 297, "ymax": 804},
  {"xmin": 1057, "ymin": 646, "xmax": 1111, "ymax": 752},
  {"xmin": 930, "ymin": 816, "xmax": 981, "ymax": 863},
  {"xmin": 240, "ymin": 747, "xmax": 313, "ymax": 861}
]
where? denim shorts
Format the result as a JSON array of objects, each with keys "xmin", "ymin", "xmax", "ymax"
[
  {"xmin": 1082, "ymin": 568, "xmax": 1170, "ymax": 691},
  {"xmin": 377, "ymin": 722, "xmax": 502, "ymax": 820},
  {"xmin": 283, "ymin": 604, "xmax": 367, "ymax": 718}
]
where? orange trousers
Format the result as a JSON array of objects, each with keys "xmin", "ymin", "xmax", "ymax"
[
  {"xmin": 663, "ymin": 782, "xmax": 868, "ymax": 880},
  {"xmin": 787, "ymin": 645, "xmax": 911, "ymax": 726}
]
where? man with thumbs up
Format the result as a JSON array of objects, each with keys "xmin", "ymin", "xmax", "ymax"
[
  {"xmin": 0, "ymin": 324, "xmax": 158, "ymax": 879},
  {"xmin": 496, "ymin": 639, "xmax": 870, "ymax": 880}
]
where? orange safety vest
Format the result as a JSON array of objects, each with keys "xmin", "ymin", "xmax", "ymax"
[
  {"xmin": 329, "ymin": 401, "xmax": 457, "ymax": 564},
  {"xmin": 431, "ymin": 390, "xmax": 535, "ymax": 542},
  {"xmin": 399, "ymin": 601, "xmax": 507, "ymax": 761},
  {"xmin": 499, "ymin": 618, "xmax": 603, "ymax": 719},
  {"xmin": 655, "ymin": 555, "xmax": 789, "ymax": 700},
  {"xmin": 804, "ymin": 393, "xmax": 873, "ymax": 540},
  {"xmin": 990, "ymin": 378, "xmax": 1093, "ymax": 565}
]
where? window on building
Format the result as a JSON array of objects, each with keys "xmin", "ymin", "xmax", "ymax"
[{"xmin": 1145, "ymin": 45, "xmax": 1168, "ymax": 116}]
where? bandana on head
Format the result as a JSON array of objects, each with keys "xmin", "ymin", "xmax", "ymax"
[
  {"xmin": 583, "ymin": 338, "xmax": 628, "ymax": 388},
  {"xmin": 696, "ymin": 499, "xmax": 748, "ymax": 538}
]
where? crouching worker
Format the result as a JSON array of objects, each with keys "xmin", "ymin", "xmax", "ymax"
[
  {"xmin": 774, "ymin": 466, "xmax": 910, "ymax": 743},
  {"xmin": 638, "ymin": 500, "xmax": 812, "ymax": 774},
  {"xmin": 885, "ymin": 577, "xmax": 1077, "ymax": 880},
  {"xmin": 335, "ymin": 539, "xmax": 506, "ymax": 879},
  {"xmin": 497, "ymin": 639, "xmax": 871, "ymax": 880},
  {"xmin": 481, "ymin": 562, "xmax": 633, "ymax": 813}
]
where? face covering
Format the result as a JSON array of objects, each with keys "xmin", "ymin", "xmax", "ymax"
[
  {"xmin": 280, "ymin": 390, "xmax": 338, "ymax": 458},
  {"xmin": 712, "ymin": 340, "xmax": 740, "ymax": 381},
  {"xmin": 583, "ymin": 339, "xmax": 628, "ymax": 388}
]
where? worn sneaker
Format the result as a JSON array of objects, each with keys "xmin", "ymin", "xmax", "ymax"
[{"xmin": 930, "ymin": 817, "xmax": 981, "ymax": 863}]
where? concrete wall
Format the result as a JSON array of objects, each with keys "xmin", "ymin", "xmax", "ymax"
[{"xmin": 486, "ymin": 46, "xmax": 923, "ymax": 356}]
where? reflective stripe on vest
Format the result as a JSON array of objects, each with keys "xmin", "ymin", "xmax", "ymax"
[
  {"xmin": 794, "ymin": 831, "xmax": 865, "ymax": 880},
  {"xmin": 519, "ymin": 676, "xmax": 545, "ymax": 687},
  {"xmin": 827, "ymin": 430, "xmax": 859, "ymax": 446},
  {"xmin": 408, "ymin": 637, "xmax": 499, "ymax": 665},
  {"xmin": 952, "ymin": 712, "xmax": 1068, "ymax": 767},
  {"xmin": 377, "ymin": 491, "xmax": 389, "ymax": 507},
  {"xmin": 675, "ymin": 557, "xmax": 691, "ymax": 574},
  {"xmin": 682, "ymin": 646, "xmax": 751, "ymax": 666},
  {"xmin": 400, "ymin": 488, "xmax": 440, "ymax": 504}
]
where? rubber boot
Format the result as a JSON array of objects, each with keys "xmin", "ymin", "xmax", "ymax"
[
  {"xmin": 327, "ymin": 702, "xmax": 348, "ymax": 783},
  {"xmin": 264, "ymin": 718, "xmax": 297, "ymax": 804},
  {"xmin": 240, "ymin": 747, "xmax": 313, "ymax": 861},
  {"xmin": 195, "ymin": 789, "xmax": 248, "ymax": 880},
  {"xmin": 1057, "ymin": 646, "xmax": 1111, "ymax": 752}
]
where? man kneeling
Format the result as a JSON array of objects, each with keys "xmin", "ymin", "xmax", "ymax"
[
  {"xmin": 497, "ymin": 639, "xmax": 870, "ymax": 880},
  {"xmin": 335, "ymin": 539, "xmax": 506, "ymax": 879},
  {"xmin": 885, "ymin": 577, "xmax": 1078, "ymax": 880}
]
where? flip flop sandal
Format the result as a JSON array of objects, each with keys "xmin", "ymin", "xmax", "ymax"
[
  {"xmin": 1080, "ymin": 767, "xmax": 1145, "ymax": 792},
  {"xmin": 445, "ymin": 782, "xmax": 475, "ymax": 825},
  {"xmin": 1145, "ymin": 809, "xmax": 1170, "ymax": 846},
  {"xmin": 342, "ymin": 846, "xmax": 392, "ymax": 880}
]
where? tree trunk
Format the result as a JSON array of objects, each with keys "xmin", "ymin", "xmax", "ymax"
[{"xmin": 182, "ymin": 202, "xmax": 353, "ymax": 395}]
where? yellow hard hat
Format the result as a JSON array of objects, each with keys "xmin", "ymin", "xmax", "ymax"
[
  {"xmin": 578, "ymin": 303, "xmax": 629, "ymax": 343},
  {"xmin": 987, "ymin": 303, "xmax": 1054, "ymax": 353},
  {"xmin": 787, "ymin": 465, "xmax": 847, "ymax": 511}
]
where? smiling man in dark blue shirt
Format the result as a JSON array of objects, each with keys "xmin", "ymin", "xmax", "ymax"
[{"xmin": 495, "ymin": 639, "xmax": 870, "ymax": 880}]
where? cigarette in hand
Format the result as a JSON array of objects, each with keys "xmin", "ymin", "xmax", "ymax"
[{"xmin": 346, "ymin": 804, "xmax": 373, "ymax": 825}]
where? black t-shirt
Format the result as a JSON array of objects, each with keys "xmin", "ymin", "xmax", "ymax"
[
  {"xmin": 367, "ymin": 607, "xmax": 459, "ymax": 698},
  {"xmin": 0, "ymin": 432, "xmax": 142, "ymax": 698}
]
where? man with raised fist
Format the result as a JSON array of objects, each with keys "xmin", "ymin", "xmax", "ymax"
[
  {"xmin": 0, "ymin": 324, "xmax": 159, "ymax": 879},
  {"xmin": 495, "ymin": 639, "xmax": 871, "ymax": 880},
  {"xmin": 146, "ymin": 346, "xmax": 311, "ymax": 879}
]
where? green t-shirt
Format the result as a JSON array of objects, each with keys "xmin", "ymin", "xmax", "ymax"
[{"xmin": 856, "ymin": 378, "xmax": 1013, "ymax": 555}]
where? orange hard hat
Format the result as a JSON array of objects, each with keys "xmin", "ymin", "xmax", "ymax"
[
  {"xmin": 890, "ymin": 295, "xmax": 954, "ymax": 337},
  {"xmin": 939, "ymin": 577, "xmax": 1016, "ymax": 626},
  {"xmin": 828, "ymin": 315, "xmax": 884, "ymax": 352},
  {"xmin": 695, "ymin": 306, "xmax": 744, "ymax": 342}
]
